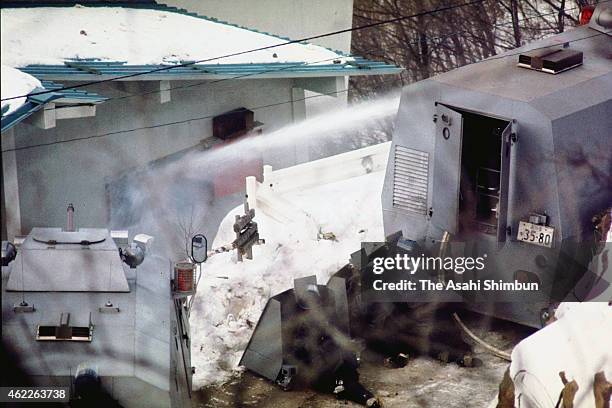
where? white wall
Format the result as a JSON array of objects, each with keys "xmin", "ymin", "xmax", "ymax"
[
  {"xmin": 9, "ymin": 78, "xmax": 301, "ymax": 233},
  {"xmin": 3, "ymin": 1, "xmax": 358, "ymax": 236}
]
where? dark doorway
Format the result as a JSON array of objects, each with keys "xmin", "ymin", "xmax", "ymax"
[{"xmin": 456, "ymin": 111, "xmax": 509, "ymax": 238}]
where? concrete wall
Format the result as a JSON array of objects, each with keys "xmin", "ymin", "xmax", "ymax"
[
  {"xmin": 7, "ymin": 78, "xmax": 304, "ymax": 233},
  {"xmin": 1, "ymin": 128, "xmax": 22, "ymax": 241},
  {"xmin": 164, "ymin": 0, "xmax": 354, "ymax": 53}
]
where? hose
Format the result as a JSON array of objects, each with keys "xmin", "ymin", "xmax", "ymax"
[
  {"xmin": 437, "ymin": 231, "xmax": 451, "ymax": 284},
  {"xmin": 437, "ymin": 230, "xmax": 512, "ymax": 361},
  {"xmin": 452, "ymin": 312, "xmax": 512, "ymax": 362}
]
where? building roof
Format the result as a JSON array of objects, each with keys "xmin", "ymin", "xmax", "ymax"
[
  {"xmin": 1, "ymin": 65, "xmax": 41, "ymax": 115},
  {"xmin": 1, "ymin": 76, "xmax": 107, "ymax": 132},
  {"xmin": 1, "ymin": 2, "xmax": 402, "ymax": 80}
]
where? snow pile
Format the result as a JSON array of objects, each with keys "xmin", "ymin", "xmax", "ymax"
[
  {"xmin": 1, "ymin": 6, "xmax": 348, "ymax": 67},
  {"xmin": 510, "ymin": 302, "xmax": 612, "ymax": 407},
  {"xmin": 1, "ymin": 65, "xmax": 41, "ymax": 115},
  {"xmin": 190, "ymin": 170, "xmax": 385, "ymax": 387}
]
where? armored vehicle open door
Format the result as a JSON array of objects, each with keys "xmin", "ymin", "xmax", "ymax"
[{"xmin": 431, "ymin": 103, "xmax": 515, "ymax": 244}]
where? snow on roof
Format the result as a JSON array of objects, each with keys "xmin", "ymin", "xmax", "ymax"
[
  {"xmin": 1, "ymin": 65, "xmax": 41, "ymax": 115},
  {"xmin": 190, "ymin": 170, "xmax": 385, "ymax": 387},
  {"xmin": 0, "ymin": 6, "xmax": 349, "ymax": 68}
]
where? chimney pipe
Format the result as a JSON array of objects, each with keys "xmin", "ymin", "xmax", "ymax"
[{"xmin": 66, "ymin": 203, "xmax": 75, "ymax": 232}]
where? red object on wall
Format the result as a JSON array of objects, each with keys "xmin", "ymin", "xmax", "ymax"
[{"xmin": 579, "ymin": 5, "xmax": 595, "ymax": 25}]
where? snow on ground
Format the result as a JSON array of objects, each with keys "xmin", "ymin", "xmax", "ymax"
[
  {"xmin": 1, "ymin": 65, "xmax": 41, "ymax": 115},
  {"xmin": 1, "ymin": 6, "xmax": 348, "ymax": 67},
  {"xmin": 190, "ymin": 170, "xmax": 385, "ymax": 387}
]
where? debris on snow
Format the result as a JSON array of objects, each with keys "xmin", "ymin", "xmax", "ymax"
[{"xmin": 190, "ymin": 170, "xmax": 385, "ymax": 387}]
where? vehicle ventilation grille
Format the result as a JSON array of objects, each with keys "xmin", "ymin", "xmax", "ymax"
[{"xmin": 392, "ymin": 146, "xmax": 429, "ymax": 215}]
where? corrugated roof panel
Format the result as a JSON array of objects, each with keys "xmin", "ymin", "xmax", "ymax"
[
  {"xmin": 1, "ymin": 101, "xmax": 45, "ymax": 132},
  {"xmin": 19, "ymin": 60, "xmax": 402, "ymax": 81},
  {"xmin": 1, "ymin": 81, "xmax": 108, "ymax": 132}
]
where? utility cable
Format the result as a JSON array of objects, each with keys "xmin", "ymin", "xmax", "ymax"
[
  {"xmin": 92, "ymin": 5, "xmax": 583, "ymax": 105},
  {"xmin": 2, "ymin": 4, "xmax": 592, "ymax": 112},
  {"xmin": 1, "ymin": 75, "xmax": 401, "ymax": 152},
  {"xmin": 2, "ymin": 30, "xmax": 606, "ymax": 154},
  {"xmin": 1, "ymin": 0, "xmax": 486, "ymax": 101},
  {"xmin": 1, "ymin": 5, "xmax": 589, "ymax": 125}
]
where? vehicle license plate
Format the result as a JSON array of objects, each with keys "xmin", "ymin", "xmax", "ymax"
[{"xmin": 517, "ymin": 221, "xmax": 554, "ymax": 248}]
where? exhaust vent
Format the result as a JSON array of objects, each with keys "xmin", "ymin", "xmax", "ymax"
[
  {"xmin": 36, "ymin": 313, "xmax": 93, "ymax": 342},
  {"xmin": 392, "ymin": 146, "xmax": 429, "ymax": 215},
  {"xmin": 518, "ymin": 47, "xmax": 583, "ymax": 74},
  {"xmin": 213, "ymin": 107, "xmax": 262, "ymax": 140}
]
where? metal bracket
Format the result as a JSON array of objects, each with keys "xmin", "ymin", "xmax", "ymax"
[
  {"xmin": 276, "ymin": 365, "xmax": 297, "ymax": 390},
  {"xmin": 510, "ymin": 119, "xmax": 519, "ymax": 144},
  {"xmin": 14, "ymin": 302, "xmax": 35, "ymax": 313},
  {"xmin": 529, "ymin": 213, "xmax": 549, "ymax": 226},
  {"xmin": 99, "ymin": 301, "xmax": 120, "ymax": 314}
]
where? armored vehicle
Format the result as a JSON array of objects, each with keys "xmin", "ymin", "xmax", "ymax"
[
  {"xmin": 379, "ymin": 3, "xmax": 611, "ymax": 326},
  {"xmin": 241, "ymin": 3, "xmax": 611, "ymax": 401},
  {"xmin": 1, "ymin": 207, "xmax": 198, "ymax": 407}
]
